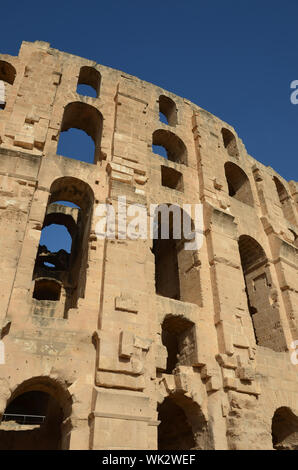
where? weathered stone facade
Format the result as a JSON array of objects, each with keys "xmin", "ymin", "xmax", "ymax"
[{"xmin": 0, "ymin": 40, "xmax": 297, "ymax": 450}]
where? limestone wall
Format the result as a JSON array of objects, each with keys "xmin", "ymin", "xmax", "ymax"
[{"xmin": 0, "ymin": 40, "xmax": 297, "ymax": 450}]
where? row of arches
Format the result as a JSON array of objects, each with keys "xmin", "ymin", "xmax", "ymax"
[
  {"xmin": 0, "ymin": 376, "xmax": 296, "ymax": 449},
  {"xmin": 32, "ymin": 178, "xmax": 292, "ymax": 352},
  {"xmin": 0, "ymin": 60, "xmax": 101, "ymax": 100},
  {"xmin": 32, "ymin": 177, "xmax": 94, "ymax": 317},
  {"xmin": 0, "ymin": 58, "xmax": 295, "ymax": 225},
  {"xmin": 152, "ymin": 210, "xmax": 287, "ymax": 353}
]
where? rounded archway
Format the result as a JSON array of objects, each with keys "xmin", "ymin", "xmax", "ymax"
[
  {"xmin": 0, "ymin": 377, "xmax": 72, "ymax": 450},
  {"xmin": 224, "ymin": 162, "xmax": 254, "ymax": 206},
  {"xmin": 238, "ymin": 235, "xmax": 287, "ymax": 351},
  {"xmin": 152, "ymin": 130, "xmax": 187, "ymax": 165},
  {"xmin": 157, "ymin": 393, "xmax": 210, "ymax": 450},
  {"xmin": 272, "ymin": 407, "xmax": 298, "ymax": 450}
]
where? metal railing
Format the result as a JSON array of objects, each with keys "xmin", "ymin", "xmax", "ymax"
[{"xmin": 2, "ymin": 413, "xmax": 46, "ymax": 425}]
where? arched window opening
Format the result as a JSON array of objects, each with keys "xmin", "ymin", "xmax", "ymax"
[
  {"xmin": 0, "ymin": 61, "xmax": 16, "ymax": 85},
  {"xmin": 159, "ymin": 95, "xmax": 177, "ymax": 126},
  {"xmin": 224, "ymin": 162, "xmax": 254, "ymax": 206},
  {"xmin": 221, "ymin": 128, "xmax": 239, "ymax": 158},
  {"xmin": 152, "ymin": 205, "xmax": 202, "ymax": 305},
  {"xmin": 33, "ymin": 279, "xmax": 61, "ymax": 301},
  {"xmin": 32, "ymin": 178, "xmax": 94, "ymax": 317},
  {"xmin": 161, "ymin": 315, "xmax": 195, "ymax": 373},
  {"xmin": 158, "ymin": 394, "xmax": 209, "ymax": 450},
  {"xmin": 0, "ymin": 392, "xmax": 64, "ymax": 449},
  {"xmin": 76, "ymin": 66, "xmax": 101, "ymax": 98},
  {"xmin": 152, "ymin": 130, "xmax": 187, "ymax": 165},
  {"xmin": 0, "ymin": 61, "xmax": 16, "ymax": 110},
  {"xmin": 272, "ymin": 407, "xmax": 298, "ymax": 450},
  {"xmin": 57, "ymin": 102, "xmax": 103, "ymax": 164},
  {"xmin": 161, "ymin": 165, "xmax": 183, "ymax": 191},
  {"xmin": 0, "ymin": 378, "xmax": 72, "ymax": 450},
  {"xmin": 273, "ymin": 177, "xmax": 296, "ymax": 225},
  {"xmin": 238, "ymin": 235, "xmax": 287, "ymax": 351}
]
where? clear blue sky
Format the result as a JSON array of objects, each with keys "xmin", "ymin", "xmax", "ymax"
[{"xmin": 1, "ymin": 1, "xmax": 297, "ymax": 251}]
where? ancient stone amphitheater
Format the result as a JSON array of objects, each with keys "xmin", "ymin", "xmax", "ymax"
[{"xmin": 0, "ymin": 40, "xmax": 297, "ymax": 450}]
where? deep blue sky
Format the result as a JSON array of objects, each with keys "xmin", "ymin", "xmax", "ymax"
[
  {"xmin": 1, "ymin": 0, "xmax": 298, "ymax": 181},
  {"xmin": 1, "ymin": 1, "xmax": 298, "ymax": 250}
]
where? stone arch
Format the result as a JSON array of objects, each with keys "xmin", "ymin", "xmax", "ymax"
[
  {"xmin": 238, "ymin": 235, "xmax": 287, "ymax": 351},
  {"xmin": 221, "ymin": 128, "xmax": 239, "ymax": 158},
  {"xmin": 58, "ymin": 101, "xmax": 103, "ymax": 163},
  {"xmin": 152, "ymin": 129, "xmax": 187, "ymax": 164},
  {"xmin": 49, "ymin": 176, "xmax": 94, "ymax": 211},
  {"xmin": 157, "ymin": 392, "xmax": 210, "ymax": 450},
  {"xmin": 0, "ymin": 60, "xmax": 16, "ymax": 85},
  {"xmin": 224, "ymin": 162, "xmax": 254, "ymax": 206},
  {"xmin": 0, "ymin": 61, "xmax": 16, "ymax": 110},
  {"xmin": 77, "ymin": 66, "xmax": 101, "ymax": 98},
  {"xmin": 33, "ymin": 278, "xmax": 62, "ymax": 301},
  {"xmin": 32, "ymin": 177, "xmax": 94, "ymax": 316},
  {"xmin": 273, "ymin": 176, "xmax": 296, "ymax": 225},
  {"xmin": 159, "ymin": 95, "xmax": 177, "ymax": 126},
  {"xmin": 272, "ymin": 406, "xmax": 298, "ymax": 450},
  {"xmin": 0, "ymin": 376, "xmax": 73, "ymax": 450}
]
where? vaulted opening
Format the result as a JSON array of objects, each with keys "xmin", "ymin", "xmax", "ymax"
[
  {"xmin": 0, "ymin": 378, "xmax": 72, "ymax": 450},
  {"xmin": 0, "ymin": 61, "xmax": 16, "ymax": 110},
  {"xmin": 33, "ymin": 279, "xmax": 61, "ymax": 301},
  {"xmin": 221, "ymin": 128, "xmax": 239, "ymax": 158},
  {"xmin": 57, "ymin": 102, "xmax": 103, "ymax": 163},
  {"xmin": 224, "ymin": 162, "xmax": 254, "ymax": 206},
  {"xmin": 0, "ymin": 61, "xmax": 16, "ymax": 85},
  {"xmin": 159, "ymin": 95, "xmax": 177, "ymax": 126},
  {"xmin": 238, "ymin": 235, "xmax": 287, "ymax": 351},
  {"xmin": 273, "ymin": 177, "xmax": 296, "ymax": 225},
  {"xmin": 152, "ymin": 130, "xmax": 187, "ymax": 165},
  {"xmin": 272, "ymin": 407, "xmax": 298, "ymax": 450},
  {"xmin": 76, "ymin": 66, "xmax": 101, "ymax": 98},
  {"xmin": 158, "ymin": 394, "xmax": 209, "ymax": 450},
  {"xmin": 32, "ymin": 178, "xmax": 94, "ymax": 317}
]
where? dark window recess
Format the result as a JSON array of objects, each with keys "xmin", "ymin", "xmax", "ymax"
[
  {"xmin": 238, "ymin": 235, "xmax": 287, "ymax": 352},
  {"xmin": 161, "ymin": 315, "xmax": 195, "ymax": 373},
  {"xmin": 33, "ymin": 279, "xmax": 61, "ymax": 301},
  {"xmin": 224, "ymin": 161, "xmax": 254, "ymax": 206},
  {"xmin": 221, "ymin": 128, "xmax": 239, "ymax": 158},
  {"xmin": 159, "ymin": 95, "xmax": 177, "ymax": 126},
  {"xmin": 161, "ymin": 166, "xmax": 183, "ymax": 191}
]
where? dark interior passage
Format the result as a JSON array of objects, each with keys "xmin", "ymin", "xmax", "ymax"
[
  {"xmin": 272, "ymin": 407, "xmax": 298, "ymax": 450},
  {"xmin": 0, "ymin": 391, "xmax": 64, "ymax": 450},
  {"xmin": 158, "ymin": 397, "xmax": 196, "ymax": 450}
]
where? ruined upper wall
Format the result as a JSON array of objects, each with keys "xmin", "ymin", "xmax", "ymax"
[{"xmin": 0, "ymin": 39, "xmax": 297, "ymax": 242}]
